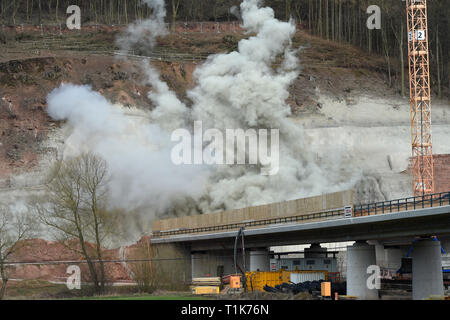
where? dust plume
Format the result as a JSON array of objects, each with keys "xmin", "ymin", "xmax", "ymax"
[
  {"xmin": 47, "ymin": 84, "xmax": 209, "ymax": 220},
  {"xmin": 46, "ymin": 0, "xmax": 359, "ymax": 227}
]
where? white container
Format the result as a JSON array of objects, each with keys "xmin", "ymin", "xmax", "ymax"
[{"xmin": 290, "ymin": 272, "xmax": 326, "ymax": 284}]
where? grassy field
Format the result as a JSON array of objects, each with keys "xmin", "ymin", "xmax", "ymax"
[{"xmin": 3, "ymin": 279, "xmax": 213, "ymax": 300}]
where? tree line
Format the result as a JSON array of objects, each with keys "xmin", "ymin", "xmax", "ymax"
[
  {"xmin": 290, "ymin": 0, "xmax": 449, "ymax": 98},
  {"xmin": 0, "ymin": 0, "xmax": 448, "ymax": 96}
]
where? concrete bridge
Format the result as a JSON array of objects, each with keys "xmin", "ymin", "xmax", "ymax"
[{"xmin": 150, "ymin": 190, "xmax": 450, "ymax": 300}]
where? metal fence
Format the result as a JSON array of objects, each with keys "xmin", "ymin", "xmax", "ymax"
[
  {"xmin": 153, "ymin": 207, "xmax": 346, "ymax": 238},
  {"xmin": 153, "ymin": 191, "xmax": 450, "ymax": 238},
  {"xmin": 353, "ymin": 191, "xmax": 450, "ymax": 217}
]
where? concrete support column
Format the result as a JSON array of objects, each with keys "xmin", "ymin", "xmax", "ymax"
[
  {"xmin": 371, "ymin": 241, "xmax": 403, "ymax": 276},
  {"xmin": 249, "ymin": 248, "xmax": 270, "ymax": 272},
  {"xmin": 346, "ymin": 241, "xmax": 378, "ymax": 300},
  {"xmin": 385, "ymin": 247, "xmax": 403, "ymax": 274},
  {"xmin": 191, "ymin": 250, "xmax": 238, "ymax": 278},
  {"xmin": 153, "ymin": 243, "xmax": 191, "ymax": 288},
  {"xmin": 412, "ymin": 239, "xmax": 444, "ymax": 300},
  {"xmin": 191, "ymin": 252, "xmax": 207, "ymax": 278}
]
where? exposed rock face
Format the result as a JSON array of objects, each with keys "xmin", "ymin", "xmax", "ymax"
[
  {"xmin": 0, "ymin": 56, "xmax": 196, "ymax": 183},
  {"xmin": 8, "ymin": 238, "xmax": 156, "ymax": 283},
  {"xmin": 354, "ymin": 174, "xmax": 387, "ymax": 204}
]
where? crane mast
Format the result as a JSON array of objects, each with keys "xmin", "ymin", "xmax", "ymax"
[{"xmin": 406, "ymin": 0, "xmax": 434, "ymax": 196}]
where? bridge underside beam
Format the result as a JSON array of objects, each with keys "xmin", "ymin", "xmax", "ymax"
[{"xmin": 163, "ymin": 207, "xmax": 450, "ymax": 251}]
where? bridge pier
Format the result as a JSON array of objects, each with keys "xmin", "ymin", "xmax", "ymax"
[
  {"xmin": 152, "ymin": 243, "xmax": 192, "ymax": 288},
  {"xmin": 412, "ymin": 238, "xmax": 444, "ymax": 300},
  {"xmin": 384, "ymin": 247, "xmax": 403, "ymax": 273},
  {"xmin": 191, "ymin": 250, "xmax": 236, "ymax": 278},
  {"xmin": 346, "ymin": 241, "xmax": 379, "ymax": 300},
  {"xmin": 371, "ymin": 241, "xmax": 403, "ymax": 275},
  {"xmin": 191, "ymin": 252, "xmax": 208, "ymax": 278}
]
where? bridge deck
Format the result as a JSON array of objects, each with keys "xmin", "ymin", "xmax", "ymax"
[
  {"xmin": 152, "ymin": 191, "xmax": 450, "ymax": 240},
  {"xmin": 151, "ymin": 205, "xmax": 450, "ymax": 250}
]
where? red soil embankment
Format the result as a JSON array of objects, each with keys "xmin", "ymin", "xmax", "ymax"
[{"xmin": 8, "ymin": 236, "xmax": 155, "ymax": 283}]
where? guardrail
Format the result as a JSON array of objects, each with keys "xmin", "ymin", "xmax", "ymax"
[
  {"xmin": 152, "ymin": 191, "xmax": 450, "ymax": 238},
  {"xmin": 152, "ymin": 207, "xmax": 345, "ymax": 238},
  {"xmin": 353, "ymin": 191, "xmax": 450, "ymax": 217}
]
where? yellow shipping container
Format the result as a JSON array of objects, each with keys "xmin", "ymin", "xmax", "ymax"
[
  {"xmin": 246, "ymin": 270, "xmax": 328, "ymax": 292},
  {"xmin": 246, "ymin": 271, "xmax": 284, "ymax": 292}
]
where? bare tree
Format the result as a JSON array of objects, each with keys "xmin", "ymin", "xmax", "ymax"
[
  {"xmin": 381, "ymin": 23, "xmax": 392, "ymax": 87},
  {"xmin": 128, "ymin": 238, "xmax": 159, "ymax": 293},
  {"xmin": 392, "ymin": 20, "xmax": 406, "ymax": 97},
  {"xmin": 171, "ymin": 0, "xmax": 181, "ymax": 32},
  {"xmin": 0, "ymin": 208, "xmax": 35, "ymax": 300},
  {"xmin": 35, "ymin": 152, "xmax": 121, "ymax": 294}
]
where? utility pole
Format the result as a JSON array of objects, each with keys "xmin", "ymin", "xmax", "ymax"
[{"xmin": 406, "ymin": 0, "xmax": 434, "ymax": 196}]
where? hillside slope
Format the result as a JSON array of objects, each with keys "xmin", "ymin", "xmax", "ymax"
[{"xmin": 0, "ymin": 27, "xmax": 449, "ymax": 223}]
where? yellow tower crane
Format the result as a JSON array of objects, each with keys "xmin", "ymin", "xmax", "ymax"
[{"xmin": 406, "ymin": 0, "xmax": 434, "ymax": 196}]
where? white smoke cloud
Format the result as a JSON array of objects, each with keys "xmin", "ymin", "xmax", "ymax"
[
  {"xmin": 116, "ymin": 0, "xmax": 168, "ymax": 55},
  {"xmin": 230, "ymin": 6, "xmax": 241, "ymax": 20},
  {"xmin": 46, "ymin": 0, "xmax": 358, "ymax": 224},
  {"xmin": 117, "ymin": 0, "xmax": 190, "ymax": 132},
  {"xmin": 182, "ymin": 0, "xmax": 353, "ymax": 211},
  {"xmin": 143, "ymin": 61, "xmax": 189, "ymax": 132},
  {"xmin": 47, "ymin": 83, "xmax": 209, "ymax": 220}
]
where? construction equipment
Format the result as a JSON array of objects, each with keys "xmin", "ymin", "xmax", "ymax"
[
  {"xmin": 233, "ymin": 227, "xmax": 247, "ymax": 291},
  {"xmin": 406, "ymin": 0, "xmax": 434, "ymax": 196},
  {"xmin": 229, "ymin": 275, "xmax": 241, "ymax": 289}
]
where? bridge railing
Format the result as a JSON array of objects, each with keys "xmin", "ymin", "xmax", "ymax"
[
  {"xmin": 152, "ymin": 207, "xmax": 345, "ymax": 238},
  {"xmin": 152, "ymin": 191, "xmax": 450, "ymax": 238},
  {"xmin": 353, "ymin": 191, "xmax": 450, "ymax": 217}
]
